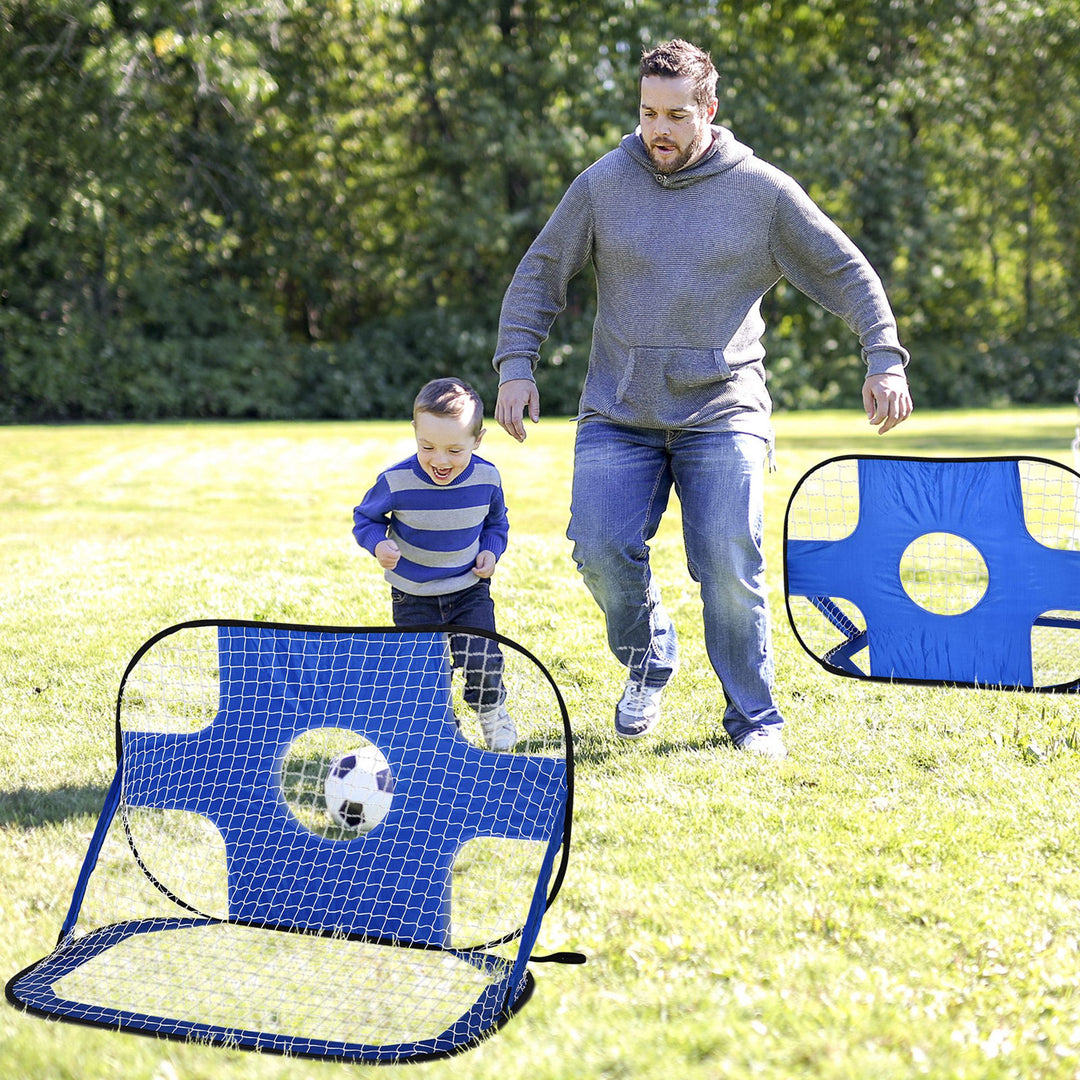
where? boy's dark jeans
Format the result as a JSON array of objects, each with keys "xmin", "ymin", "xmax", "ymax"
[{"xmin": 390, "ymin": 579, "xmax": 505, "ymax": 712}]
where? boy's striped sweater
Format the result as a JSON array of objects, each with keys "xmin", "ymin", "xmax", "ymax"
[{"xmin": 352, "ymin": 454, "xmax": 508, "ymax": 596}]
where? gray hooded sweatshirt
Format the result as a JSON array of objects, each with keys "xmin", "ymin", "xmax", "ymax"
[{"xmin": 493, "ymin": 126, "xmax": 909, "ymax": 437}]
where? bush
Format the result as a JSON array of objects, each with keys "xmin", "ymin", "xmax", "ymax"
[
  {"xmin": 902, "ymin": 334, "xmax": 1080, "ymax": 409},
  {"xmin": 300, "ymin": 306, "xmax": 593, "ymax": 422},
  {"xmin": 3, "ymin": 296, "xmax": 1077, "ymax": 423}
]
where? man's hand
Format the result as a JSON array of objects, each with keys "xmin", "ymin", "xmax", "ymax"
[
  {"xmin": 374, "ymin": 539, "xmax": 401, "ymax": 569},
  {"xmin": 473, "ymin": 550, "xmax": 496, "ymax": 579},
  {"xmin": 495, "ymin": 379, "xmax": 541, "ymax": 442},
  {"xmin": 863, "ymin": 373, "xmax": 913, "ymax": 435}
]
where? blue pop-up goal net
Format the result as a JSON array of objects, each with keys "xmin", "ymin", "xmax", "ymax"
[
  {"xmin": 6, "ymin": 621, "xmax": 578, "ymax": 1062},
  {"xmin": 784, "ymin": 455, "xmax": 1080, "ymax": 691}
]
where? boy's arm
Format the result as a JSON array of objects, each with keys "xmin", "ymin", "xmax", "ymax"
[
  {"xmin": 474, "ymin": 481, "xmax": 509, "ymax": 578},
  {"xmin": 477, "ymin": 482, "xmax": 509, "ymax": 565},
  {"xmin": 352, "ymin": 475, "xmax": 396, "ymax": 555}
]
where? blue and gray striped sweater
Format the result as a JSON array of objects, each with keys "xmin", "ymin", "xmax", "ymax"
[{"xmin": 352, "ymin": 454, "xmax": 508, "ymax": 596}]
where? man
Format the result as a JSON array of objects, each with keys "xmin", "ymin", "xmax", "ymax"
[{"xmin": 492, "ymin": 39, "xmax": 912, "ymax": 759}]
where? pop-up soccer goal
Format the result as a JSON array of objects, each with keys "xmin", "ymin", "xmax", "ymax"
[
  {"xmin": 6, "ymin": 620, "xmax": 578, "ymax": 1063},
  {"xmin": 784, "ymin": 455, "xmax": 1080, "ymax": 691}
]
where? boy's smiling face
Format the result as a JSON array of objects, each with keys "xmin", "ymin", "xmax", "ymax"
[{"xmin": 413, "ymin": 407, "xmax": 484, "ymax": 485}]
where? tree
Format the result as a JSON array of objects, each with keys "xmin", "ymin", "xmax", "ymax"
[{"xmin": 2, "ymin": 0, "xmax": 1077, "ymax": 420}]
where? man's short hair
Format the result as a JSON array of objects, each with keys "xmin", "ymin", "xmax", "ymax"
[
  {"xmin": 639, "ymin": 39, "xmax": 719, "ymax": 110},
  {"xmin": 413, "ymin": 378, "xmax": 485, "ymax": 437}
]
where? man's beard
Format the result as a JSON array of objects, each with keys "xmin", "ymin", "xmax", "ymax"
[{"xmin": 649, "ymin": 129, "xmax": 707, "ymax": 175}]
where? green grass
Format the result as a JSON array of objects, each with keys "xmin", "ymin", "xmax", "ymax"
[{"xmin": 2, "ymin": 405, "xmax": 1079, "ymax": 1079}]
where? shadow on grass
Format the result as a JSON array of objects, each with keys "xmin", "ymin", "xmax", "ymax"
[
  {"xmin": 569, "ymin": 727, "xmax": 734, "ymax": 765},
  {"xmin": 1, "ymin": 784, "xmax": 109, "ymax": 827}
]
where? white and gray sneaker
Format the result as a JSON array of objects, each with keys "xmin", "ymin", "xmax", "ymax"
[
  {"xmin": 614, "ymin": 679, "xmax": 664, "ymax": 739},
  {"xmin": 736, "ymin": 727, "xmax": 788, "ymax": 760},
  {"xmin": 478, "ymin": 703, "xmax": 517, "ymax": 751}
]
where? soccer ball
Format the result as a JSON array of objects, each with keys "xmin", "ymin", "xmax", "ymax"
[{"xmin": 324, "ymin": 744, "xmax": 395, "ymax": 833}]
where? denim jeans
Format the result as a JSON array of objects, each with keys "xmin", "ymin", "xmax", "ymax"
[
  {"xmin": 390, "ymin": 579, "xmax": 505, "ymax": 712},
  {"xmin": 567, "ymin": 417, "xmax": 783, "ymax": 742}
]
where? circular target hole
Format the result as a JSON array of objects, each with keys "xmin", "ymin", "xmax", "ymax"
[
  {"xmin": 282, "ymin": 727, "xmax": 394, "ymax": 839},
  {"xmin": 899, "ymin": 532, "xmax": 989, "ymax": 615}
]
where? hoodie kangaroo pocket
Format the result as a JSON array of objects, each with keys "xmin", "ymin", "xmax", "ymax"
[{"xmin": 616, "ymin": 346, "xmax": 733, "ymax": 402}]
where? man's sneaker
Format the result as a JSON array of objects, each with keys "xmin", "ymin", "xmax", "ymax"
[
  {"xmin": 478, "ymin": 703, "xmax": 517, "ymax": 751},
  {"xmin": 614, "ymin": 680, "xmax": 664, "ymax": 739},
  {"xmin": 736, "ymin": 727, "xmax": 788, "ymax": 760}
]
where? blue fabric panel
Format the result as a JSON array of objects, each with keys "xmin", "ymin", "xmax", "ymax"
[
  {"xmin": 787, "ymin": 458, "xmax": 1080, "ymax": 685},
  {"xmin": 121, "ymin": 625, "xmax": 567, "ymax": 947}
]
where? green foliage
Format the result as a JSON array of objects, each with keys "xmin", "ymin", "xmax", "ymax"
[
  {"xmin": 2, "ymin": 0, "xmax": 1079, "ymax": 422},
  {"xmin": 913, "ymin": 334, "xmax": 1080, "ymax": 409},
  {"xmin": 301, "ymin": 304, "xmax": 594, "ymax": 420}
]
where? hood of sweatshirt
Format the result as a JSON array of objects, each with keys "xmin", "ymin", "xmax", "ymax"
[{"xmin": 619, "ymin": 124, "xmax": 755, "ymax": 189}]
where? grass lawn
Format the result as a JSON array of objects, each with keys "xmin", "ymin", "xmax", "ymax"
[{"xmin": 2, "ymin": 404, "xmax": 1079, "ymax": 1079}]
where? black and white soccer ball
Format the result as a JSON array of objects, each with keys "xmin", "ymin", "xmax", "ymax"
[{"xmin": 324, "ymin": 745, "xmax": 395, "ymax": 833}]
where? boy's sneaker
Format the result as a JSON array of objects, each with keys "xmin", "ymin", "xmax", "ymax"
[
  {"xmin": 736, "ymin": 726, "xmax": 788, "ymax": 760},
  {"xmin": 614, "ymin": 679, "xmax": 664, "ymax": 739},
  {"xmin": 478, "ymin": 703, "xmax": 517, "ymax": 751}
]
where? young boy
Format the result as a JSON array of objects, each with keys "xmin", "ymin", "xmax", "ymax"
[{"xmin": 352, "ymin": 377, "xmax": 516, "ymax": 751}]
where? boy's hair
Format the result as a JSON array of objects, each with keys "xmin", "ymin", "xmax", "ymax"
[
  {"xmin": 413, "ymin": 378, "xmax": 485, "ymax": 437},
  {"xmin": 639, "ymin": 39, "xmax": 718, "ymax": 111}
]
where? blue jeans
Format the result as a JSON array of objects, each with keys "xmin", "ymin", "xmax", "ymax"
[
  {"xmin": 567, "ymin": 418, "xmax": 783, "ymax": 743},
  {"xmin": 390, "ymin": 580, "xmax": 505, "ymax": 712}
]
